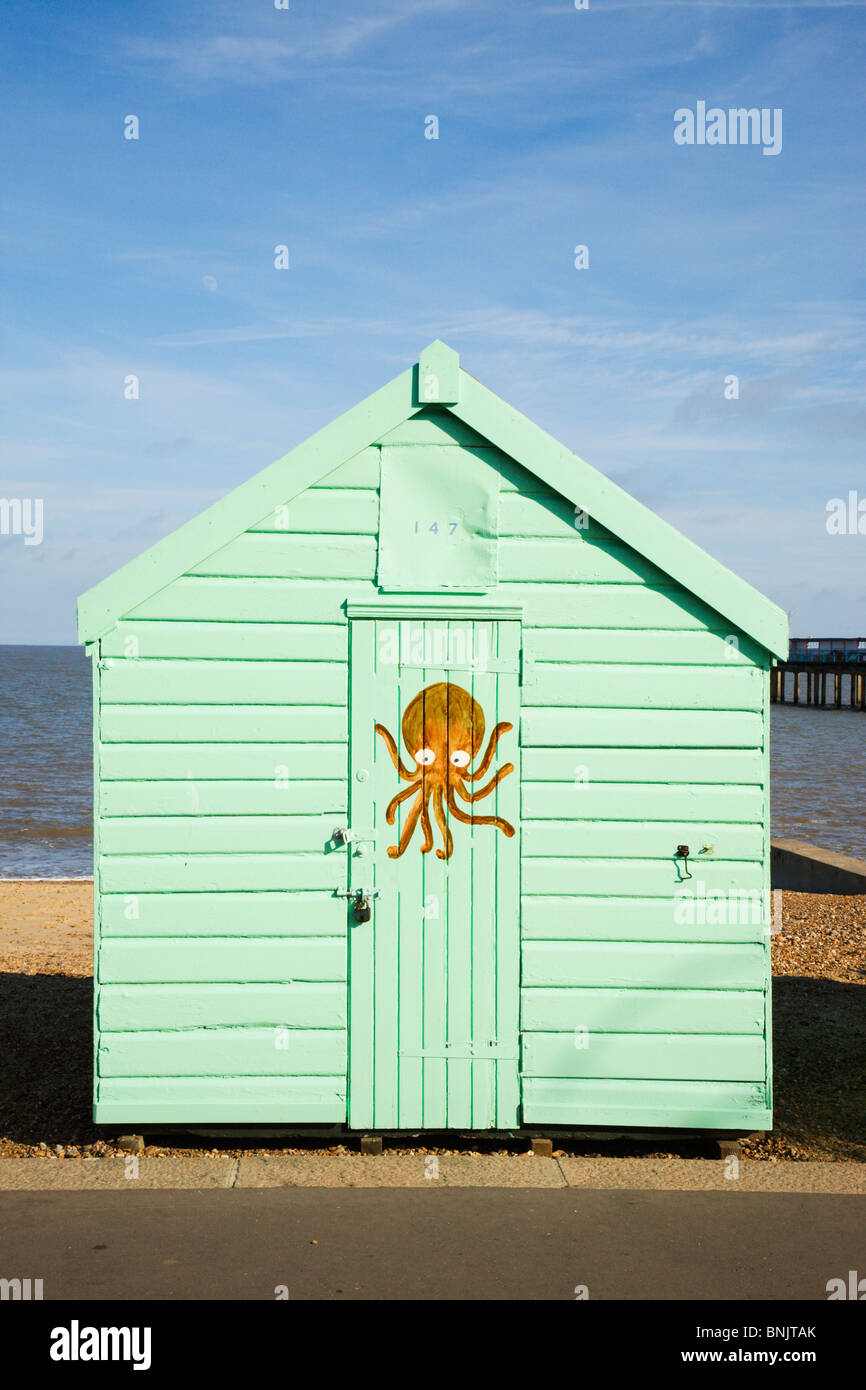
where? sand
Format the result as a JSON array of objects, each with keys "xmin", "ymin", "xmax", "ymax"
[{"xmin": 0, "ymin": 881, "xmax": 863, "ymax": 1161}]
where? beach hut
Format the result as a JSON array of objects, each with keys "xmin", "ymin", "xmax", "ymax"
[{"xmin": 78, "ymin": 341, "xmax": 786, "ymax": 1136}]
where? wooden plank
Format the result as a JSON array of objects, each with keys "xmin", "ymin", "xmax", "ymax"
[
  {"xmin": 99, "ymin": 982, "xmax": 346, "ymax": 1030},
  {"xmin": 99, "ymin": 937, "xmax": 345, "ymax": 983},
  {"xmin": 522, "ymin": 709, "xmax": 762, "ymax": 748},
  {"xmin": 101, "ymin": 743, "xmax": 345, "ymax": 781},
  {"xmin": 94, "ymin": 1076, "xmax": 346, "ymax": 1124},
  {"xmin": 500, "ymin": 538, "xmax": 663, "ymax": 584},
  {"xmin": 502, "ymin": 583, "xmax": 721, "ymax": 630},
  {"xmin": 417, "ymin": 340, "xmax": 460, "ymax": 404},
  {"xmin": 313, "ymin": 446, "xmax": 381, "ymax": 488},
  {"xmin": 521, "ymin": 1077, "xmax": 769, "ymax": 1128},
  {"xmin": 521, "ymin": 748, "xmax": 763, "ymax": 784},
  {"xmin": 520, "ymin": 896, "xmax": 769, "ymax": 942},
  {"xmin": 527, "ymin": 627, "xmax": 765, "ymax": 666},
  {"xmin": 101, "ymin": 891, "xmax": 347, "ymax": 937},
  {"xmin": 98, "ymin": 1027, "xmax": 345, "ymax": 1077},
  {"xmin": 100, "ymin": 660, "xmax": 345, "ymax": 706},
  {"xmin": 499, "ymin": 491, "xmax": 607, "ymax": 538},
  {"xmin": 101, "ymin": 780, "xmax": 347, "ymax": 817},
  {"xmin": 99, "ymin": 854, "xmax": 344, "ymax": 894},
  {"xmin": 249, "ymin": 488, "xmax": 379, "ymax": 534},
  {"xmin": 100, "ymin": 622, "xmax": 345, "ymax": 661},
  {"xmin": 522, "ymin": 664, "xmax": 762, "ymax": 710},
  {"xmin": 521, "ymin": 940, "xmax": 768, "ymax": 989},
  {"xmin": 521, "ymin": 858, "xmax": 765, "ymax": 897},
  {"xmin": 521, "ymin": 1032, "xmax": 765, "ymax": 1082},
  {"xmin": 520, "ymin": 987, "xmax": 765, "ymax": 1034},
  {"xmin": 100, "ymin": 706, "xmax": 346, "ymax": 743},
  {"xmin": 189, "ymin": 534, "xmax": 376, "ymax": 580},
  {"xmin": 522, "ymin": 782, "xmax": 763, "ymax": 822},
  {"xmin": 100, "ymin": 815, "xmax": 341, "ymax": 856},
  {"xmin": 522, "ymin": 821, "xmax": 762, "ymax": 861},
  {"xmin": 127, "ymin": 578, "xmax": 375, "ymax": 624},
  {"xmin": 376, "ymin": 408, "xmax": 486, "ymax": 448}
]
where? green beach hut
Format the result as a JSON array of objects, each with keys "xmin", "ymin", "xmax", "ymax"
[{"xmin": 78, "ymin": 341, "xmax": 786, "ymax": 1136}]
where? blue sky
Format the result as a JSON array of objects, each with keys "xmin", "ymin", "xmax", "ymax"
[{"xmin": 1, "ymin": 0, "xmax": 864, "ymax": 643}]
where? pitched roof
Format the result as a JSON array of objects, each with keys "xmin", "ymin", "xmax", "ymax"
[{"xmin": 78, "ymin": 340, "xmax": 787, "ymax": 657}]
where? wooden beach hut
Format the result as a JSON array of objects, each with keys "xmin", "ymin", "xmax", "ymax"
[{"xmin": 78, "ymin": 341, "xmax": 787, "ymax": 1136}]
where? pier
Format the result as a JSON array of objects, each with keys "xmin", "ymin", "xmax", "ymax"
[{"xmin": 772, "ymin": 660, "xmax": 866, "ymax": 709}]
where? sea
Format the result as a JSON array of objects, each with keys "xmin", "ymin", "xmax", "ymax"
[{"xmin": 0, "ymin": 645, "xmax": 864, "ymax": 878}]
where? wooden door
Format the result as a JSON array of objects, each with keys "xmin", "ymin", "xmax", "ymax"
[{"xmin": 348, "ymin": 616, "xmax": 521, "ymax": 1129}]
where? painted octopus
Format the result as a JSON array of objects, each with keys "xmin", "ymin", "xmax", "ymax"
[{"xmin": 375, "ymin": 682, "xmax": 515, "ymax": 861}]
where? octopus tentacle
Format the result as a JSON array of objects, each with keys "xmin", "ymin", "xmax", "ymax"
[
  {"xmin": 465, "ymin": 722, "xmax": 513, "ymax": 781},
  {"xmin": 432, "ymin": 784, "xmax": 453, "ymax": 861},
  {"xmin": 445, "ymin": 784, "xmax": 514, "ymax": 837},
  {"xmin": 453, "ymin": 763, "xmax": 513, "ymax": 803},
  {"xmin": 385, "ymin": 780, "xmax": 422, "ymax": 825},
  {"xmin": 387, "ymin": 792, "xmax": 424, "ymax": 858},
  {"xmin": 419, "ymin": 783, "xmax": 434, "ymax": 854},
  {"xmin": 375, "ymin": 723, "xmax": 418, "ymax": 782}
]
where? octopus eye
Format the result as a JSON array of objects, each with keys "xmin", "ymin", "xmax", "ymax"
[
  {"xmin": 450, "ymin": 750, "xmax": 471, "ymax": 768},
  {"xmin": 414, "ymin": 748, "xmax": 436, "ymax": 766}
]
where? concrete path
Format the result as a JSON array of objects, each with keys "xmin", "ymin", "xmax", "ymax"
[
  {"xmin": 0, "ymin": 1188, "xmax": 861, "ymax": 1299},
  {"xmin": 0, "ymin": 1155, "xmax": 862, "ymax": 1191}
]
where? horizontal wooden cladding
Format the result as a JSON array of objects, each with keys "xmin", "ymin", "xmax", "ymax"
[
  {"xmin": 521, "ymin": 748, "xmax": 763, "ymax": 784},
  {"xmin": 101, "ymin": 623, "xmax": 346, "ymax": 662},
  {"xmin": 520, "ymin": 897, "xmax": 769, "ymax": 942},
  {"xmin": 249, "ymin": 488, "xmax": 379, "ymax": 535},
  {"xmin": 99, "ymin": 937, "xmax": 345, "ymax": 983},
  {"xmin": 100, "ymin": 660, "xmax": 345, "ymax": 706},
  {"xmin": 522, "ymin": 1033, "xmax": 765, "ymax": 1082},
  {"xmin": 499, "ymin": 539, "xmax": 663, "ymax": 585},
  {"xmin": 522, "ymin": 941, "xmax": 768, "ymax": 989},
  {"xmin": 99, "ymin": 982, "xmax": 346, "ymax": 1030},
  {"xmin": 522, "ymin": 709, "xmax": 762, "ymax": 749},
  {"xmin": 101, "ymin": 780, "xmax": 346, "ymax": 817},
  {"xmin": 100, "ymin": 815, "xmax": 344, "ymax": 856},
  {"xmin": 521, "ymin": 987, "xmax": 764, "ymax": 1033},
  {"xmin": 521, "ymin": 1079, "xmax": 769, "ymax": 1128},
  {"xmin": 101, "ymin": 891, "xmax": 347, "ymax": 937},
  {"xmin": 189, "ymin": 534, "xmax": 377, "ymax": 581},
  {"xmin": 523, "ymin": 782, "xmax": 763, "ymax": 822},
  {"xmin": 101, "ymin": 743, "xmax": 345, "ymax": 781},
  {"xmin": 100, "ymin": 706, "xmax": 346, "ymax": 744},
  {"xmin": 313, "ymin": 446, "xmax": 381, "ymax": 488},
  {"xmin": 528, "ymin": 628, "xmax": 764, "ymax": 666},
  {"xmin": 377, "ymin": 412, "xmax": 487, "ymax": 448},
  {"xmin": 522, "ymin": 859, "xmax": 765, "ymax": 897},
  {"xmin": 523, "ymin": 821, "xmax": 762, "ymax": 861},
  {"xmin": 99, "ymin": 854, "xmax": 344, "ymax": 893},
  {"xmin": 524, "ymin": 664, "xmax": 762, "ymax": 710},
  {"xmin": 98, "ymin": 1027, "xmax": 345, "ymax": 1077},
  {"xmin": 94, "ymin": 1076, "xmax": 346, "ymax": 1124},
  {"xmin": 126, "ymin": 579, "xmax": 721, "ymax": 630},
  {"xmin": 499, "ymin": 492, "xmax": 609, "ymax": 539}
]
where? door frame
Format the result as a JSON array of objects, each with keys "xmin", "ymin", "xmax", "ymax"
[{"xmin": 345, "ymin": 600, "xmax": 524, "ymax": 1130}]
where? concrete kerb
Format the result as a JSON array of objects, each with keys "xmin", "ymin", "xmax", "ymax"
[{"xmin": 0, "ymin": 1156, "xmax": 863, "ymax": 1193}]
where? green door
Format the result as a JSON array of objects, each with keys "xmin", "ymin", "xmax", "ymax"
[{"xmin": 348, "ymin": 616, "xmax": 521, "ymax": 1129}]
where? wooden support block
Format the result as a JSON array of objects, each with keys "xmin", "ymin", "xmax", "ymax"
[
  {"xmin": 360, "ymin": 1134, "xmax": 383, "ymax": 1155},
  {"xmin": 716, "ymin": 1138, "xmax": 741, "ymax": 1160},
  {"xmin": 531, "ymin": 1137, "xmax": 554, "ymax": 1158},
  {"xmin": 116, "ymin": 1134, "xmax": 145, "ymax": 1153}
]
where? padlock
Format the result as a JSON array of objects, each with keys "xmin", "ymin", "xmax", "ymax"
[{"xmin": 353, "ymin": 894, "xmax": 372, "ymax": 924}]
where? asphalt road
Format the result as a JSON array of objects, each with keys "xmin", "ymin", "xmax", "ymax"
[{"xmin": 1, "ymin": 1189, "xmax": 862, "ymax": 1300}]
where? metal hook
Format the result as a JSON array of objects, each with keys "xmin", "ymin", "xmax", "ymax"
[{"xmin": 676, "ymin": 844, "xmax": 692, "ymax": 879}]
